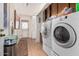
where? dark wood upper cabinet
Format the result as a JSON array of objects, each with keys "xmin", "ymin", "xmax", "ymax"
[
  {"xmin": 50, "ymin": 3, "xmax": 58, "ymax": 16},
  {"xmin": 47, "ymin": 6, "xmax": 51, "ymax": 18},
  {"xmin": 45, "ymin": 6, "xmax": 51, "ymax": 20},
  {"xmin": 43, "ymin": 11, "xmax": 46, "ymax": 22},
  {"xmin": 43, "ymin": 3, "xmax": 76, "ymax": 22},
  {"xmin": 69, "ymin": 3, "xmax": 76, "ymax": 12},
  {"xmin": 45, "ymin": 9, "xmax": 47, "ymax": 20},
  {"xmin": 58, "ymin": 3, "xmax": 69, "ymax": 13}
]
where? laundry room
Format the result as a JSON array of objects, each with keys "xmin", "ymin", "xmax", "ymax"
[
  {"xmin": 2, "ymin": 1, "xmax": 79, "ymax": 59},
  {"xmin": 40, "ymin": 3, "xmax": 79, "ymax": 56},
  {"xmin": 1, "ymin": 2, "xmax": 79, "ymax": 56}
]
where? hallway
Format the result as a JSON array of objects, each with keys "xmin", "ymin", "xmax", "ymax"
[{"xmin": 16, "ymin": 38, "xmax": 47, "ymax": 56}]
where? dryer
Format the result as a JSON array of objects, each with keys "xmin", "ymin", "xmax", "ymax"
[
  {"xmin": 51, "ymin": 12, "xmax": 79, "ymax": 56},
  {"xmin": 41, "ymin": 16, "xmax": 57, "ymax": 49},
  {"xmin": 41, "ymin": 20, "xmax": 52, "ymax": 55}
]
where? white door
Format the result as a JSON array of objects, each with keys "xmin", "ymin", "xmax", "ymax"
[{"xmin": 20, "ymin": 20, "xmax": 29, "ymax": 38}]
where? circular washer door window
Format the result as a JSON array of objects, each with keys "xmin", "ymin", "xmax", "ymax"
[{"xmin": 53, "ymin": 23, "xmax": 76, "ymax": 48}]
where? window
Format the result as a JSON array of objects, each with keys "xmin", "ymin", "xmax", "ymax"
[
  {"xmin": 16, "ymin": 21, "xmax": 20, "ymax": 29},
  {"xmin": 21, "ymin": 20, "xmax": 28, "ymax": 30}
]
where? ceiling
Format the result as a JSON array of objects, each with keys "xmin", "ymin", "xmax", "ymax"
[{"xmin": 11, "ymin": 3, "xmax": 49, "ymax": 16}]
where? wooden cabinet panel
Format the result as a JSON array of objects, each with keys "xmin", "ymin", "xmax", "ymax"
[
  {"xmin": 45, "ymin": 6, "xmax": 51, "ymax": 20},
  {"xmin": 47, "ymin": 6, "xmax": 51, "ymax": 18},
  {"xmin": 50, "ymin": 3, "xmax": 58, "ymax": 16},
  {"xmin": 58, "ymin": 3, "xmax": 69, "ymax": 13},
  {"xmin": 43, "ymin": 3, "xmax": 76, "ymax": 22},
  {"xmin": 69, "ymin": 3, "xmax": 76, "ymax": 12},
  {"xmin": 45, "ymin": 9, "xmax": 47, "ymax": 20},
  {"xmin": 43, "ymin": 11, "xmax": 45, "ymax": 22}
]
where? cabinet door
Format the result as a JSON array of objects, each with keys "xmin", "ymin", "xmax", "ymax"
[
  {"xmin": 43, "ymin": 11, "xmax": 45, "ymax": 21},
  {"xmin": 70, "ymin": 3, "xmax": 76, "ymax": 12},
  {"xmin": 58, "ymin": 3, "xmax": 69, "ymax": 13},
  {"xmin": 45, "ymin": 9, "xmax": 47, "ymax": 20},
  {"xmin": 47, "ymin": 6, "xmax": 51, "ymax": 18},
  {"xmin": 50, "ymin": 3, "xmax": 58, "ymax": 16}
]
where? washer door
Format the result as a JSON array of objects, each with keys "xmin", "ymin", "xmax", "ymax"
[{"xmin": 53, "ymin": 23, "xmax": 76, "ymax": 48}]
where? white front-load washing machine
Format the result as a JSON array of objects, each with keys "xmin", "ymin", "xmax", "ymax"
[
  {"xmin": 51, "ymin": 12, "xmax": 79, "ymax": 56},
  {"xmin": 41, "ymin": 20, "xmax": 52, "ymax": 55},
  {"xmin": 41, "ymin": 16, "xmax": 58, "ymax": 56}
]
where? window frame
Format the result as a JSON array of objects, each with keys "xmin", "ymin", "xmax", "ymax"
[{"xmin": 21, "ymin": 20, "xmax": 29, "ymax": 30}]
